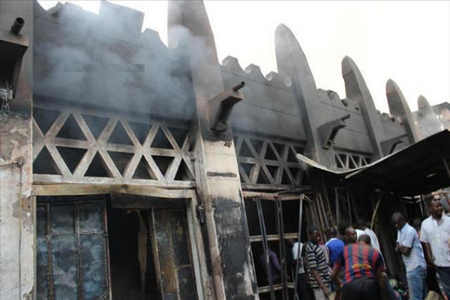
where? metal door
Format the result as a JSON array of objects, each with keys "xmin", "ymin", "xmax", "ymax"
[
  {"xmin": 36, "ymin": 197, "xmax": 110, "ymax": 300},
  {"xmin": 150, "ymin": 209, "xmax": 198, "ymax": 300}
]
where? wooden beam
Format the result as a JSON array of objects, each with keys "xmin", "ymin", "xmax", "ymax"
[
  {"xmin": 33, "ymin": 184, "xmax": 115, "ymax": 196},
  {"xmin": 258, "ymin": 283, "xmax": 295, "ymax": 293},
  {"xmin": 249, "ymin": 233, "xmax": 299, "ymax": 243},
  {"xmin": 33, "ymin": 183, "xmax": 196, "ymax": 198},
  {"xmin": 33, "ymin": 174, "xmax": 195, "ymax": 187},
  {"xmin": 242, "ymin": 189, "xmax": 312, "ymax": 201}
]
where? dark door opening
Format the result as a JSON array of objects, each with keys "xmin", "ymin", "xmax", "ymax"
[
  {"xmin": 108, "ymin": 208, "xmax": 159, "ymax": 300},
  {"xmin": 107, "ymin": 196, "xmax": 198, "ymax": 300}
]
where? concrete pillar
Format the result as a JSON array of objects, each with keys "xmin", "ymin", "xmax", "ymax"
[
  {"xmin": 0, "ymin": 1, "xmax": 34, "ymax": 299},
  {"xmin": 275, "ymin": 24, "xmax": 334, "ymax": 166},
  {"xmin": 342, "ymin": 57, "xmax": 385, "ymax": 160},
  {"xmin": 386, "ymin": 79, "xmax": 421, "ymax": 143},
  {"xmin": 416, "ymin": 95, "xmax": 443, "ymax": 138},
  {"xmin": 168, "ymin": 1, "xmax": 258, "ymax": 299}
]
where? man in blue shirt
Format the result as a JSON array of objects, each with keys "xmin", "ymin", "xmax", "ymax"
[
  {"xmin": 392, "ymin": 212, "xmax": 427, "ymax": 300},
  {"xmin": 326, "ymin": 227, "xmax": 344, "ymax": 268}
]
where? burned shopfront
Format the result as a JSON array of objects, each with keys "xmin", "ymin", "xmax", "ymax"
[{"xmin": 1, "ymin": 1, "xmax": 450, "ymax": 300}]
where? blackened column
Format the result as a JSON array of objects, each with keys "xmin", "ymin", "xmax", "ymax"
[{"xmin": 168, "ymin": 1, "xmax": 258, "ymax": 299}]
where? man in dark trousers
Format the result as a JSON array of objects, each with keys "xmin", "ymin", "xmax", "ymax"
[
  {"xmin": 331, "ymin": 224, "xmax": 390, "ymax": 300},
  {"xmin": 292, "ymin": 239, "xmax": 315, "ymax": 300}
]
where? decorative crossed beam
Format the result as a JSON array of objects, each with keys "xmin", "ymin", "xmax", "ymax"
[
  {"xmin": 334, "ymin": 150, "xmax": 372, "ymax": 170},
  {"xmin": 33, "ymin": 105, "xmax": 195, "ymax": 188},
  {"xmin": 234, "ymin": 134, "xmax": 305, "ymax": 188}
]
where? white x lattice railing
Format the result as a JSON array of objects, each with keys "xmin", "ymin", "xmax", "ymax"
[{"xmin": 33, "ymin": 104, "xmax": 195, "ymax": 188}]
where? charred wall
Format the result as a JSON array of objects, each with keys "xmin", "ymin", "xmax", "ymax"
[
  {"xmin": 0, "ymin": 1, "xmax": 428, "ymax": 299},
  {"xmin": 0, "ymin": 1, "xmax": 34, "ymax": 299},
  {"xmin": 33, "ymin": 1, "xmax": 195, "ymax": 121}
]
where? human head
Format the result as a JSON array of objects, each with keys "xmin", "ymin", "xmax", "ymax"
[
  {"xmin": 391, "ymin": 212, "xmax": 406, "ymax": 230},
  {"xmin": 355, "ymin": 219, "xmax": 368, "ymax": 230},
  {"xmin": 429, "ymin": 198, "xmax": 443, "ymax": 219},
  {"xmin": 412, "ymin": 218, "xmax": 422, "ymax": 233},
  {"xmin": 329, "ymin": 226, "xmax": 338, "ymax": 238},
  {"xmin": 358, "ymin": 234, "xmax": 371, "ymax": 247},
  {"xmin": 307, "ymin": 226, "xmax": 320, "ymax": 244},
  {"xmin": 342, "ymin": 226, "xmax": 357, "ymax": 245},
  {"xmin": 286, "ymin": 239, "xmax": 296, "ymax": 247}
]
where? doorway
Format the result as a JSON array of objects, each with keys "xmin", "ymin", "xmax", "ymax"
[
  {"xmin": 36, "ymin": 194, "xmax": 199, "ymax": 300},
  {"xmin": 108, "ymin": 195, "xmax": 198, "ymax": 300}
]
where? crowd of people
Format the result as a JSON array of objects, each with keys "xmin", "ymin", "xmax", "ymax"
[{"xmin": 259, "ymin": 197, "xmax": 450, "ymax": 300}]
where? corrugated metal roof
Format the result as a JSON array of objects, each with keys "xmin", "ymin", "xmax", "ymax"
[{"xmin": 297, "ymin": 130, "xmax": 450, "ymax": 196}]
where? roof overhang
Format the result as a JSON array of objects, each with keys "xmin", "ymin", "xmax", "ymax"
[{"xmin": 297, "ymin": 130, "xmax": 450, "ymax": 196}]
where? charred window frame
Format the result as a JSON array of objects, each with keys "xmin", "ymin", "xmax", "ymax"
[{"xmin": 244, "ymin": 193, "xmax": 316, "ymax": 300}]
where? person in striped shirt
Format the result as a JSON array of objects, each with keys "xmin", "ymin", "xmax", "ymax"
[
  {"xmin": 331, "ymin": 225, "xmax": 390, "ymax": 300},
  {"xmin": 304, "ymin": 226, "xmax": 332, "ymax": 300}
]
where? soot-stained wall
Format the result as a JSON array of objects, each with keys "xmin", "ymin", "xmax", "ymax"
[
  {"xmin": 10, "ymin": 1, "xmax": 425, "ymax": 299},
  {"xmin": 33, "ymin": 1, "xmax": 195, "ymax": 121}
]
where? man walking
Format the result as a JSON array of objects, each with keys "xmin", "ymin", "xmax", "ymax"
[
  {"xmin": 420, "ymin": 198, "xmax": 450, "ymax": 298},
  {"xmin": 305, "ymin": 226, "xmax": 331, "ymax": 300},
  {"xmin": 392, "ymin": 212, "xmax": 427, "ymax": 300}
]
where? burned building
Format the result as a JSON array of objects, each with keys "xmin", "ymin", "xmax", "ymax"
[
  {"xmin": 413, "ymin": 97, "xmax": 449, "ymax": 138},
  {"xmin": 1, "ymin": 1, "xmax": 450, "ymax": 300}
]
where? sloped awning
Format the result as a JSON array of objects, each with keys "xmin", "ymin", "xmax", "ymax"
[{"xmin": 297, "ymin": 130, "xmax": 450, "ymax": 196}]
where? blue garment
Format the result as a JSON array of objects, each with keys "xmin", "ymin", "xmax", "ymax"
[
  {"xmin": 326, "ymin": 238, "xmax": 344, "ymax": 267},
  {"xmin": 407, "ymin": 266, "xmax": 427, "ymax": 300}
]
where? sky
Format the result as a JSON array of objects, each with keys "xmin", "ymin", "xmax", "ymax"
[{"xmin": 37, "ymin": 0, "xmax": 450, "ymax": 114}]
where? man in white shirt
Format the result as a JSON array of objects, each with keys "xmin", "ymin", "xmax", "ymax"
[
  {"xmin": 420, "ymin": 199, "xmax": 450, "ymax": 298},
  {"xmin": 292, "ymin": 241, "xmax": 314, "ymax": 300},
  {"xmin": 355, "ymin": 219, "xmax": 381, "ymax": 252},
  {"xmin": 392, "ymin": 212, "xmax": 427, "ymax": 300}
]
